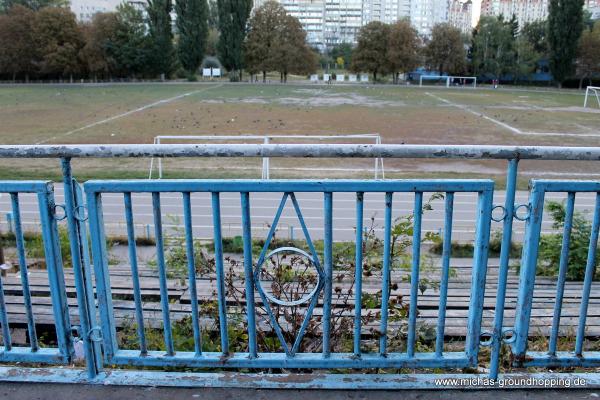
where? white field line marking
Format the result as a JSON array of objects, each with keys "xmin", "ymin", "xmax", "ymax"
[
  {"xmin": 425, "ymin": 92, "xmax": 600, "ymax": 138},
  {"xmin": 36, "ymin": 84, "xmax": 223, "ymax": 144}
]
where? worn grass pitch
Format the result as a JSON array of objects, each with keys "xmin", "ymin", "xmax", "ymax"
[{"xmin": 0, "ymin": 82, "xmax": 598, "ymax": 182}]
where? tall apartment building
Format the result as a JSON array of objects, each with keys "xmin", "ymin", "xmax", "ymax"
[
  {"xmin": 278, "ymin": 0, "xmax": 327, "ymax": 47},
  {"xmin": 260, "ymin": 0, "xmax": 454, "ymax": 49},
  {"xmin": 363, "ymin": 0, "xmax": 410, "ymax": 23},
  {"xmin": 448, "ymin": 0, "xmax": 472, "ymax": 34},
  {"xmin": 480, "ymin": 0, "xmax": 547, "ymax": 28},
  {"xmin": 70, "ymin": 0, "xmax": 121, "ymax": 21},
  {"xmin": 408, "ymin": 0, "xmax": 450, "ymax": 36},
  {"xmin": 322, "ymin": 0, "xmax": 364, "ymax": 47}
]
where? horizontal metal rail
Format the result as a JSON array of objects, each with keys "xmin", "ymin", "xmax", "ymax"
[{"xmin": 0, "ymin": 144, "xmax": 598, "ymax": 160}]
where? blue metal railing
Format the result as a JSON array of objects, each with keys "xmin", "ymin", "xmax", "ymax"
[
  {"xmin": 0, "ymin": 144, "xmax": 598, "ymax": 388},
  {"xmin": 0, "ymin": 181, "xmax": 72, "ymax": 364},
  {"xmin": 83, "ymin": 179, "xmax": 493, "ymax": 369},
  {"xmin": 514, "ymin": 180, "xmax": 600, "ymax": 368}
]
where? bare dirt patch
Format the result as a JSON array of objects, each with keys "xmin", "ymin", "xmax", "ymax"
[{"xmin": 200, "ymin": 88, "xmax": 407, "ymax": 108}]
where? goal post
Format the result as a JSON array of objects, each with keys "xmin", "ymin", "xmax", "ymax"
[
  {"xmin": 148, "ymin": 134, "xmax": 385, "ymax": 179},
  {"xmin": 584, "ymin": 86, "xmax": 600, "ymax": 108},
  {"xmin": 419, "ymin": 75, "xmax": 477, "ymax": 88}
]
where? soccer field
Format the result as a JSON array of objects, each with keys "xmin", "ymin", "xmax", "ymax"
[{"xmin": 0, "ymin": 82, "xmax": 598, "ymax": 183}]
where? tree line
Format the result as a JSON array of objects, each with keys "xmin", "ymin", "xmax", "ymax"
[
  {"xmin": 0, "ymin": 0, "xmax": 205, "ymax": 81},
  {"xmin": 0, "ymin": 0, "xmax": 316, "ymax": 82},
  {"xmin": 349, "ymin": 20, "xmax": 466, "ymax": 82},
  {"xmin": 348, "ymin": 3, "xmax": 599, "ymax": 87},
  {"xmin": 1, "ymin": 0, "xmax": 598, "ymax": 86},
  {"xmin": 0, "ymin": 0, "xmax": 252, "ymax": 81},
  {"xmin": 471, "ymin": 1, "xmax": 600, "ymax": 88}
]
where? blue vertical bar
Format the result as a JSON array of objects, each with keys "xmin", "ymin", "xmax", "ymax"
[
  {"xmin": 575, "ymin": 193, "xmax": 600, "ymax": 356},
  {"xmin": 435, "ymin": 192, "xmax": 454, "ymax": 356},
  {"xmin": 354, "ymin": 192, "xmax": 364, "ymax": 357},
  {"xmin": 86, "ymin": 190, "xmax": 118, "ymax": 362},
  {"xmin": 549, "ymin": 192, "xmax": 575, "ymax": 356},
  {"xmin": 152, "ymin": 192, "xmax": 174, "ymax": 356},
  {"xmin": 490, "ymin": 158, "xmax": 518, "ymax": 378},
  {"xmin": 37, "ymin": 187, "xmax": 72, "ymax": 360},
  {"xmin": 61, "ymin": 159, "xmax": 98, "ymax": 376},
  {"xmin": 183, "ymin": 192, "xmax": 202, "ymax": 356},
  {"xmin": 380, "ymin": 192, "xmax": 393, "ymax": 355},
  {"xmin": 211, "ymin": 192, "xmax": 229, "ymax": 355},
  {"xmin": 240, "ymin": 192, "xmax": 257, "ymax": 358},
  {"xmin": 124, "ymin": 192, "xmax": 147, "ymax": 355},
  {"xmin": 0, "ymin": 273, "xmax": 10, "ymax": 351},
  {"xmin": 322, "ymin": 192, "xmax": 333, "ymax": 358},
  {"xmin": 6, "ymin": 213, "xmax": 13, "ymax": 234},
  {"xmin": 73, "ymin": 182, "xmax": 101, "ymax": 372},
  {"xmin": 513, "ymin": 184, "xmax": 545, "ymax": 361},
  {"xmin": 10, "ymin": 193, "xmax": 38, "ymax": 351},
  {"xmin": 407, "ymin": 192, "xmax": 423, "ymax": 358},
  {"xmin": 465, "ymin": 187, "xmax": 493, "ymax": 365}
]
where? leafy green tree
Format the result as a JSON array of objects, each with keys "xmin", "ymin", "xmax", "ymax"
[
  {"xmin": 244, "ymin": 0, "xmax": 286, "ymax": 81},
  {"xmin": 205, "ymin": 28, "xmax": 219, "ymax": 56},
  {"xmin": 175, "ymin": 0, "xmax": 208, "ymax": 78},
  {"xmin": 329, "ymin": 42, "xmax": 353, "ymax": 68},
  {"xmin": 1, "ymin": 0, "xmax": 67, "ymax": 13},
  {"xmin": 34, "ymin": 7, "xmax": 84, "ymax": 81},
  {"xmin": 425, "ymin": 23, "xmax": 466, "ymax": 75},
  {"xmin": 507, "ymin": 13, "xmax": 519, "ymax": 38},
  {"xmin": 207, "ymin": 0, "xmax": 217, "ymax": 28},
  {"xmin": 471, "ymin": 16, "xmax": 514, "ymax": 79},
  {"xmin": 106, "ymin": 3, "xmax": 152, "ymax": 78},
  {"xmin": 538, "ymin": 201, "xmax": 599, "ymax": 281},
  {"xmin": 387, "ymin": 18, "xmax": 420, "ymax": 84},
  {"xmin": 271, "ymin": 13, "xmax": 317, "ymax": 82},
  {"xmin": 79, "ymin": 12, "xmax": 120, "ymax": 81},
  {"xmin": 548, "ymin": 0, "xmax": 585, "ymax": 87},
  {"xmin": 0, "ymin": 5, "xmax": 37, "ymax": 81},
  {"xmin": 217, "ymin": 0, "xmax": 252, "ymax": 81},
  {"xmin": 521, "ymin": 20, "xmax": 548, "ymax": 56},
  {"xmin": 510, "ymin": 35, "xmax": 539, "ymax": 83},
  {"xmin": 146, "ymin": 0, "xmax": 174, "ymax": 78},
  {"xmin": 350, "ymin": 21, "xmax": 390, "ymax": 81},
  {"xmin": 244, "ymin": 1, "xmax": 316, "ymax": 82},
  {"xmin": 577, "ymin": 21, "xmax": 600, "ymax": 89}
]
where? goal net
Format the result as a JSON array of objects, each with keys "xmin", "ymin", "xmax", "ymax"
[
  {"xmin": 419, "ymin": 75, "xmax": 477, "ymax": 88},
  {"xmin": 148, "ymin": 134, "xmax": 385, "ymax": 179},
  {"xmin": 584, "ymin": 86, "xmax": 600, "ymax": 109}
]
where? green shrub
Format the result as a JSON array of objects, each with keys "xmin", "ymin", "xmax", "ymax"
[
  {"xmin": 537, "ymin": 201, "xmax": 599, "ymax": 281},
  {"xmin": 429, "ymin": 231, "xmax": 521, "ymax": 258},
  {"xmin": 2, "ymin": 227, "xmax": 72, "ymax": 268}
]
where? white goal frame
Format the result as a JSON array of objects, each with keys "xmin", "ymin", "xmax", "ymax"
[
  {"xmin": 149, "ymin": 134, "xmax": 385, "ymax": 179},
  {"xmin": 419, "ymin": 75, "xmax": 477, "ymax": 88},
  {"xmin": 584, "ymin": 86, "xmax": 600, "ymax": 108}
]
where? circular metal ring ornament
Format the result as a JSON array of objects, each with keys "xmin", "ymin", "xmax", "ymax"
[
  {"xmin": 53, "ymin": 204, "xmax": 67, "ymax": 221},
  {"xmin": 256, "ymin": 246, "xmax": 321, "ymax": 307},
  {"xmin": 491, "ymin": 205, "xmax": 507, "ymax": 222},
  {"xmin": 514, "ymin": 204, "xmax": 530, "ymax": 221},
  {"xmin": 501, "ymin": 328, "xmax": 517, "ymax": 344},
  {"xmin": 74, "ymin": 205, "xmax": 88, "ymax": 222},
  {"xmin": 479, "ymin": 331, "xmax": 494, "ymax": 347}
]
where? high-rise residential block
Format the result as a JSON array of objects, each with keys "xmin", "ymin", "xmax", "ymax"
[{"xmin": 448, "ymin": 0, "xmax": 472, "ymax": 34}]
